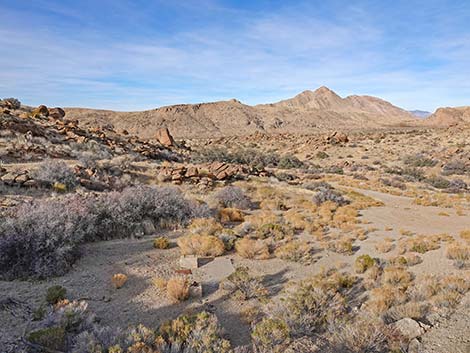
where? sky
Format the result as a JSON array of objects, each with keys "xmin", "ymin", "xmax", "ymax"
[{"xmin": 0, "ymin": 0, "xmax": 469, "ymax": 112}]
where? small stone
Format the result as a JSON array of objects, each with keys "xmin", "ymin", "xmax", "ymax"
[
  {"xmin": 179, "ymin": 255, "xmax": 199, "ymax": 269},
  {"xmin": 393, "ymin": 318, "xmax": 425, "ymax": 340}
]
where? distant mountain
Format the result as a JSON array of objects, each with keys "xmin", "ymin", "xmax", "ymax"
[
  {"xmin": 409, "ymin": 110, "xmax": 432, "ymax": 118},
  {"xmin": 65, "ymin": 86, "xmax": 418, "ymax": 139}
]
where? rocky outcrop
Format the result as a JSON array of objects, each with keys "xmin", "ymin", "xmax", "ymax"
[{"xmin": 157, "ymin": 162, "xmax": 268, "ymax": 185}]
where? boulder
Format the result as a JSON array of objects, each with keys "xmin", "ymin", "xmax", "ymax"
[
  {"xmin": 180, "ymin": 255, "xmax": 200, "ymax": 269},
  {"xmin": 48, "ymin": 107, "xmax": 66, "ymax": 119},
  {"xmin": 155, "ymin": 127, "xmax": 175, "ymax": 147},
  {"xmin": 32, "ymin": 105, "xmax": 49, "ymax": 117},
  {"xmin": 393, "ymin": 318, "xmax": 426, "ymax": 340}
]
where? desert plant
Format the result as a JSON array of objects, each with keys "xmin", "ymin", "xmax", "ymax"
[
  {"xmin": 32, "ymin": 159, "xmax": 78, "ymax": 190},
  {"xmin": 252, "ymin": 318, "xmax": 291, "ymax": 352},
  {"xmin": 235, "ymin": 238, "xmax": 270, "ymax": 259},
  {"xmin": 313, "ymin": 189, "xmax": 349, "ymax": 206},
  {"xmin": 177, "ymin": 234, "xmax": 225, "ymax": 257},
  {"xmin": 112, "ymin": 273, "xmax": 128, "ymax": 289},
  {"xmin": 218, "ymin": 208, "xmax": 245, "ymax": 223},
  {"xmin": 214, "ymin": 186, "xmax": 252, "ymax": 209},
  {"xmin": 403, "ymin": 153, "xmax": 437, "ymax": 167},
  {"xmin": 46, "ymin": 285, "xmax": 67, "ymax": 305},
  {"xmin": 221, "ymin": 266, "xmax": 267, "ymax": 300},
  {"xmin": 256, "ymin": 223, "xmax": 294, "ymax": 240},
  {"xmin": 166, "ymin": 277, "xmax": 190, "ymax": 302},
  {"xmin": 278, "ymin": 154, "xmax": 304, "ymax": 169},
  {"xmin": 354, "ymin": 255, "xmax": 376, "ymax": 273},
  {"xmin": 274, "ymin": 240, "xmax": 314, "ymax": 264},
  {"xmin": 153, "ymin": 236, "xmax": 170, "ymax": 249}
]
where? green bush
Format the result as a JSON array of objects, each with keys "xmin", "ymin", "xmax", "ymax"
[{"xmin": 46, "ymin": 285, "xmax": 67, "ymax": 304}]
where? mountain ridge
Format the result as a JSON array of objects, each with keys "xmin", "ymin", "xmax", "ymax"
[{"xmin": 65, "ymin": 86, "xmax": 420, "ymax": 139}]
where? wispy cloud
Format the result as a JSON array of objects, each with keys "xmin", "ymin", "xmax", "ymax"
[{"xmin": 0, "ymin": 0, "xmax": 469, "ymax": 111}]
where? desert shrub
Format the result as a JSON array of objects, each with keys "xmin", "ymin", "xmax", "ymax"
[
  {"xmin": 32, "ymin": 159, "xmax": 78, "ymax": 190},
  {"xmin": 329, "ymin": 238, "xmax": 354, "ymax": 254},
  {"xmin": 375, "ymin": 240, "xmax": 394, "ymax": 253},
  {"xmin": 302, "ymin": 181, "xmax": 333, "ymax": 191},
  {"xmin": 316, "ymin": 151, "xmax": 329, "ymax": 159},
  {"xmin": 256, "ymin": 223, "xmax": 294, "ymax": 240},
  {"xmin": 0, "ymin": 196, "xmax": 91, "ymax": 280},
  {"xmin": 159, "ymin": 311, "xmax": 231, "ymax": 352},
  {"xmin": 46, "ymin": 285, "xmax": 67, "ymax": 305},
  {"xmin": 252, "ymin": 318, "xmax": 290, "ymax": 352},
  {"xmin": 446, "ymin": 243, "xmax": 470, "ymax": 268},
  {"xmin": 278, "ymin": 154, "xmax": 304, "ymax": 169},
  {"xmin": 235, "ymin": 238, "xmax": 270, "ymax": 259},
  {"xmin": 221, "ymin": 266, "xmax": 267, "ymax": 300},
  {"xmin": 399, "ymin": 236, "xmax": 440, "ymax": 254},
  {"xmin": 192, "ymin": 146, "xmax": 280, "ymax": 169},
  {"xmin": 274, "ymin": 240, "xmax": 314, "ymax": 264},
  {"xmin": 390, "ymin": 253, "xmax": 422, "ymax": 267},
  {"xmin": 188, "ymin": 218, "xmax": 223, "ymax": 236},
  {"xmin": 382, "ymin": 266, "xmax": 413, "ymax": 288},
  {"xmin": 214, "ymin": 186, "xmax": 252, "ymax": 209},
  {"xmin": 313, "ymin": 189, "xmax": 349, "ymax": 206},
  {"xmin": 177, "ymin": 234, "xmax": 225, "ymax": 257},
  {"xmin": 28, "ymin": 301, "xmax": 231, "ymax": 353},
  {"xmin": 166, "ymin": 277, "xmax": 190, "ymax": 302},
  {"xmin": 273, "ymin": 282, "xmax": 347, "ymax": 337},
  {"xmin": 442, "ymin": 160, "xmax": 468, "ymax": 175},
  {"xmin": 445, "ymin": 178, "xmax": 467, "ymax": 193},
  {"xmin": 426, "ymin": 175, "xmax": 451, "ymax": 189},
  {"xmin": 460, "ymin": 230, "xmax": 470, "ymax": 242},
  {"xmin": 1, "ymin": 97, "xmax": 21, "ymax": 109},
  {"xmin": 111, "ymin": 273, "xmax": 128, "ymax": 289},
  {"xmin": 217, "ymin": 229, "xmax": 238, "ymax": 251},
  {"xmin": 354, "ymin": 255, "xmax": 376, "ymax": 273},
  {"xmin": 327, "ymin": 314, "xmax": 396, "ymax": 353},
  {"xmin": 88, "ymin": 186, "xmax": 209, "ymax": 241},
  {"xmin": 153, "ymin": 236, "xmax": 170, "ymax": 249},
  {"xmin": 403, "ymin": 153, "xmax": 437, "ymax": 167},
  {"xmin": 0, "ymin": 186, "xmax": 206, "ymax": 280}
]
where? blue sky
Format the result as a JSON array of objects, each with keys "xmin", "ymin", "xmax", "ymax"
[{"xmin": 0, "ymin": 0, "xmax": 469, "ymax": 111}]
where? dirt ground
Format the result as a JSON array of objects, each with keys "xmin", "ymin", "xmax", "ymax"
[{"xmin": 2, "ymin": 185, "xmax": 469, "ymax": 351}]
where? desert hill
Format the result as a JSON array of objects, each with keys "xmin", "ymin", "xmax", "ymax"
[
  {"xmin": 66, "ymin": 86, "xmax": 418, "ymax": 139},
  {"xmin": 425, "ymin": 106, "xmax": 470, "ymax": 127}
]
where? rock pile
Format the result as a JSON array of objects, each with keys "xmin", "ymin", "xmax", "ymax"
[{"xmin": 158, "ymin": 162, "xmax": 268, "ymax": 185}]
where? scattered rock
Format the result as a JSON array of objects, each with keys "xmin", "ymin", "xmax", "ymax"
[
  {"xmin": 180, "ymin": 255, "xmax": 200, "ymax": 269},
  {"xmin": 32, "ymin": 105, "xmax": 49, "ymax": 117}
]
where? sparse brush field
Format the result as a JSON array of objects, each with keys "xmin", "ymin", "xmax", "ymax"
[{"xmin": 1, "ymin": 112, "xmax": 470, "ymax": 353}]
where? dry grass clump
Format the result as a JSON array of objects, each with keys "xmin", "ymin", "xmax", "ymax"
[
  {"xmin": 381, "ymin": 266, "xmax": 413, "ymax": 288},
  {"xmin": 328, "ymin": 237, "xmax": 354, "ymax": 255},
  {"xmin": 445, "ymin": 242, "xmax": 470, "ymax": 268},
  {"xmin": 390, "ymin": 253, "xmax": 422, "ymax": 267},
  {"xmin": 255, "ymin": 222, "xmax": 294, "ymax": 241},
  {"xmin": 218, "ymin": 208, "xmax": 245, "ymax": 223},
  {"xmin": 367, "ymin": 285, "xmax": 407, "ymax": 314},
  {"xmin": 187, "ymin": 218, "xmax": 223, "ymax": 236},
  {"xmin": 153, "ymin": 236, "xmax": 170, "ymax": 249},
  {"xmin": 152, "ymin": 277, "xmax": 167, "ymax": 290},
  {"xmin": 166, "ymin": 277, "xmax": 190, "ymax": 302},
  {"xmin": 274, "ymin": 240, "xmax": 314, "ymax": 264},
  {"xmin": 244, "ymin": 211, "xmax": 280, "ymax": 228},
  {"xmin": 354, "ymin": 254, "xmax": 376, "ymax": 273},
  {"xmin": 375, "ymin": 240, "xmax": 395, "ymax": 253},
  {"xmin": 459, "ymin": 229, "xmax": 470, "ymax": 242},
  {"xmin": 235, "ymin": 238, "xmax": 270, "ymax": 259},
  {"xmin": 112, "ymin": 273, "xmax": 128, "ymax": 289},
  {"xmin": 398, "ymin": 235, "xmax": 440, "ymax": 254},
  {"xmin": 177, "ymin": 234, "xmax": 225, "ymax": 257},
  {"xmin": 221, "ymin": 266, "xmax": 267, "ymax": 300},
  {"xmin": 332, "ymin": 205, "xmax": 359, "ymax": 229},
  {"xmin": 283, "ymin": 209, "xmax": 311, "ymax": 231}
]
